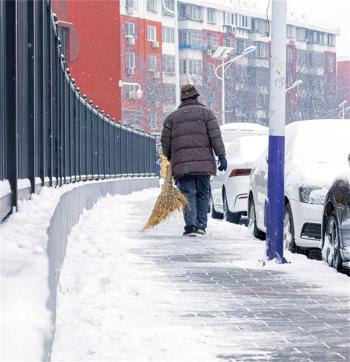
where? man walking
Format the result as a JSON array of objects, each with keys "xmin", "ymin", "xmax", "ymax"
[{"xmin": 161, "ymin": 84, "xmax": 227, "ymax": 236}]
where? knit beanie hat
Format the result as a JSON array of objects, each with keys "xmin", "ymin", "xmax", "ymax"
[{"xmin": 180, "ymin": 83, "xmax": 200, "ymax": 101}]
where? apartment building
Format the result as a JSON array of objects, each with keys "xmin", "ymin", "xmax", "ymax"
[
  {"xmin": 337, "ymin": 57, "xmax": 350, "ymax": 109},
  {"xmin": 53, "ymin": 0, "xmax": 339, "ymax": 131}
]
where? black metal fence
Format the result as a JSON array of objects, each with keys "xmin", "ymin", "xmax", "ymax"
[{"xmin": 0, "ymin": 0, "xmax": 156, "ymax": 222}]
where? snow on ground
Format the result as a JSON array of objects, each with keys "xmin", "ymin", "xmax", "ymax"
[
  {"xmin": 51, "ymin": 188, "xmax": 350, "ymax": 362},
  {"xmin": 1, "ymin": 180, "xmax": 134, "ymax": 362},
  {"xmin": 1, "ymin": 186, "xmax": 69, "ymax": 362}
]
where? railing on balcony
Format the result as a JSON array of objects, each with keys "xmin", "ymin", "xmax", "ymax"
[{"xmin": 0, "ymin": 0, "xmax": 156, "ymax": 223}]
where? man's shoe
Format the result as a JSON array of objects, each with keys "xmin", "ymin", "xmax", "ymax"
[
  {"xmin": 197, "ymin": 228, "xmax": 206, "ymax": 235},
  {"xmin": 183, "ymin": 226, "xmax": 197, "ymax": 237}
]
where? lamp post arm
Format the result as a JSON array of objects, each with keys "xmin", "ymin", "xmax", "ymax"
[{"xmin": 214, "ymin": 53, "xmax": 247, "ymax": 80}]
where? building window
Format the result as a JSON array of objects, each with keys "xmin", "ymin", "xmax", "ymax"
[
  {"xmin": 179, "ymin": 4, "xmax": 203, "ymax": 22},
  {"xmin": 149, "ymin": 113, "xmax": 157, "ymax": 130},
  {"xmin": 237, "ymin": 14, "xmax": 250, "ymax": 29},
  {"xmin": 296, "ymin": 27, "xmax": 305, "ymax": 41},
  {"xmin": 297, "ymin": 50, "xmax": 310, "ymax": 66},
  {"xmin": 147, "ymin": 0, "xmax": 158, "ymax": 12},
  {"xmin": 125, "ymin": 84, "xmax": 138, "ymax": 98},
  {"xmin": 179, "ymin": 59, "xmax": 201, "ymax": 75},
  {"xmin": 164, "ymin": 83, "xmax": 176, "ymax": 103},
  {"xmin": 162, "ymin": 26, "xmax": 175, "ymax": 43},
  {"xmin": 224, "ymin": 36, "xmax": 234, "ymax": 48},
  {"xmin": 207, "ymin": 8, "xmax": 216, "ymax": 24},
  {"xmin": 147, "ymin": 26, "xmax": 157, "ymax": 41},
  {"xmin": 327, "ymin": 34, "xmax": 335, "ymax": 47},
  {"xmin": 188, "ymin": 59, "xmax": 201, "ymax": 75},
  {"xmin": 162, "ymin": 55, "xmax": 175, "ymax": 74},
  {"xmin": 207, "ymin": 34, "xmax": 219, "ymax": 50},
  {"xmin": 147, "ymin": 55, "xmax": 157, "ymax": 71},
  {"xmin": 125, "ymin": 22, "xmax": 136, "ymax": 37},
  {"xmin": 126, "ymin": 52, "xmax": 136, "ymax": 69},
  {"xmin": 126, "ymin": 0, "xmax": 135, "ymax": 9},
  {"xmin": 179, "ymin": 30, "xmax": 203, "ymax": 49},
  {"xmin": 180, "ymin": 59, "xmax": 187, "ymax": 74},
  {"xmin": 287, "ymin": 47, "xmax": 293, "ymax": 63},
  {"xmin": 252, "ymin": 18, "xmax": 268, "ymax": 34},
  {"xmin": 255, "ymin": 42, "xmax": 268, "ymax": 59},
  {"xmin": 207, "ymin": 63, "xmax": 215, "ymax": 78},
  {"xmin": 287, "ymin": 25, "xmax": 295, "ymax": 39},
  {"xmin": 236, "ymin": 38, "xmax": 244, "ymax": 55},
  {"xmin": 327, "ymin": 56, "xmax": 335, "ymax": 73},
  {"xmin": 311, "ymin": 52, "xmax": 324, "ymax": 68},
  {"xmin": 162, "ymin": 0, "xmax": 174, "ymax": 15},
  {"xmin": 224, "ymin": 12, "xmax": 235, "ymax": 25}
]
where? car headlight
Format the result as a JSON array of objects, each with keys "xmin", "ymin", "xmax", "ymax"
[{"xmin": 299, "ymin": 187, "xmax": 327, "ymax": 205}]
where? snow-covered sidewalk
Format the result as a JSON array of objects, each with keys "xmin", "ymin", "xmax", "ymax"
[{"xmin": 51, "ymin": 188, "xmax": 350, "ymax": 362}]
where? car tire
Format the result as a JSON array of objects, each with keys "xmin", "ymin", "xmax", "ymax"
[
  {"xmin": 248, "ymin": 196, "xmax": 266, "ymax": 240},
  {"xmin": 284, "ymin": 203, "xmax": 298, "ymax": 253},
  {"xmin": 223, "ymin": 190, "xmax": 240, "ymax": 224},
  {"xmin": 322, "ymin": 211, "xmax": 343, "ymax": 272},
  {"xmin": 211, "ymin": 194, "xmax": 223, "ymax": 219}
]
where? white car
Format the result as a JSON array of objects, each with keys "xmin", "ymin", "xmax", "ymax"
[
  {"xmin": 211, "ymin": 135, "xmax": 268, "ymax": 223},
  {"xmin": 248, "ymin": 119, "xmax": 350, "ymax": 253},
  {"xmin": 220, "ymin": 122, "xmax": 268, "ymax": 147}
]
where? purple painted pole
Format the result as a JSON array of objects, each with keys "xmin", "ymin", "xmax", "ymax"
[{"xmin": 266, "ymin": 0, "xmax": 288, "ymax": 263}]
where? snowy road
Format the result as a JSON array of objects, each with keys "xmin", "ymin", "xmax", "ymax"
[{"xmin": 51, "ymin": 188, "xmax": 350, "ymax": 362}]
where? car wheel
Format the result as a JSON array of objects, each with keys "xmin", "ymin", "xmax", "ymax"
[
  {"xmin": 223, "ymin": 190, "xmax": 240, "ymax": 224},
  {"xmin": 211, "ymin": 194, "xmax": 223, "ymax": 219},
  {"xmin": 248, "ymin": 196, "xmax": 266, "ymax": 240},
  {"xmin": 322, "ymin": 212, "xmax": 342, "ymax": 272},
  {"xmin": 283, "ymin": 203, "xmax": 298, "ymax": 253}
]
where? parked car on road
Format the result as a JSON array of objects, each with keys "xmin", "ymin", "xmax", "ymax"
[
  {"xmin": 220, "ymin": 122, "xmax": 267, "ymax": 147},
  {"xmin": 248, "ymin": 119, "xmax": 350, "ymax": 253},
  {"xmin": 321, "ymin": 170, "xmax": 350, "ymax": 271},
  {"xmin": 211, "ymin": 135, "xmax": 267, "ymax": 223}
]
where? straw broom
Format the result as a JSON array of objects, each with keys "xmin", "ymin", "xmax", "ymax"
[{"xmin": 142, "ymin": 163, "xmax": 188, "ymax": 231}]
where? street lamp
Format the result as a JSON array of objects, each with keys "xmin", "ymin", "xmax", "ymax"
[
  {"xmin": 213, "ymin": 45, "xmax": 256, "ymax": 124},
  {"xmin": 285, "ymin": 80, "xmax": 303, "ymax": 93},
  {"xmin": 162, "ymin": 0, "xmax": 180, "ymax": 105},
  {"xmin": 338, "ymin": 100, "xmax": 348, "ymax": 119},
  {"xmin": 340, "ymin": 105, "xmax": 350, "ymax": 118},
  {"xmin": 118, "ymin": 80, "xmax": 143, "ymax": 99}
]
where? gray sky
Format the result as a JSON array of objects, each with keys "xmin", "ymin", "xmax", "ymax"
[{"xmin": 256, "ymin": 0, "xmax": 350, "ymax": 57}]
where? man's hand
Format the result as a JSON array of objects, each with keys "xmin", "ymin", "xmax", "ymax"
[{"xmin": 218, "ymin": 155, "xmax": 227, "ymax": 172}]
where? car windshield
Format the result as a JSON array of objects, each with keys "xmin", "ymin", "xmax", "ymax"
[{"xmin": 292, "ymin": 127, "xmax": 350, "ymax": 164}]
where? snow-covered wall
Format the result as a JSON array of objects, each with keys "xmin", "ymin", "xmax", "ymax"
[
  {"xmin": 45, "ymin": 177, "xmax": 159, "ymax": 360},
  {"xmin": 0, "ymin": 177, "xmax": 158, "ymax": 362}
]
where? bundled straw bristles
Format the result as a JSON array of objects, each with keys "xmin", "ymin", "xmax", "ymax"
[{"xmin": 142, "ymin": 163, "xmax": 188, "ymax": 231}]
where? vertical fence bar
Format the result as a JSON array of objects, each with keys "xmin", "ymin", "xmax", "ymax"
[
  {"xmin": 27, "ymin": 0, "xmax": 36, "ymax": 193},
  {"xmin": 5, "ymin": 0, "xmax": 18, "ymax": 212},
  {"xmin": 18, "ymin": 0, "xmax": 30, "ymax": 197},
  {"xmin": 115, "ymin": 124, "xmax": 121, "ymax": 176},
  {"xmin": 64, "ymin": 71, "xmax": 70, "ymax": 182}
]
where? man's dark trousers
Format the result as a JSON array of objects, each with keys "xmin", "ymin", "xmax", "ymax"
[{"xmin": 177, "ymin": 175, "xmax": 211, "ymax": 230}]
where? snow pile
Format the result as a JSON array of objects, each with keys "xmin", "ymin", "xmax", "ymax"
[
  {"xmin": 1, "ymin": 186, "xmax": 70, "ymax": 361},
  {"xmin": 0, "ymin": 180, "xmax": 11, "ymax": 198}
]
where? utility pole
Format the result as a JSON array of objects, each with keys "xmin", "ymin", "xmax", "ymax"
[
  {"xmin": 221, "ymin": 57, "xmax": 225, "ymax": 124},
  {"xmin": 174, "ymin": 0, "xmax": 180, "ymax": 105},
  {"xmin": 162, "ymin": 0, "xmax": 180, "ymax": 105},
  {"xmin": 266, "ymin": 0, "xmax": 287, "ymax": 263}
]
